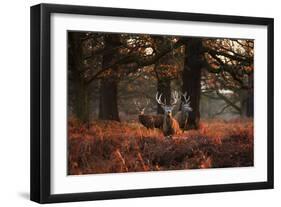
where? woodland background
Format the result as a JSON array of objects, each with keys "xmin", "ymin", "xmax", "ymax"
[
  {"xmin": 68, "ymin": 32, "xmax": 254, "ymax": 126},
  {"xmin": 67, "ymin": 32, "xmax": 254, "ymax": 174}
]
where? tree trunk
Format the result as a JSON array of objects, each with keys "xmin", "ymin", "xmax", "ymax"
[
  {"xmin": 246, "ymin": 73, "xmax": 254, "ymax": 117},
  {"xmin": 72, "ymin": 79, "xmax": 90, "ymax": 123},
  {"xmin": 157, "ymin": 78, "xmax": 171, "ymax": 114},
  {"xmin": 240, "ymin": 73, "xmax": 254, "ymax": 117},
  {"xmin": 99, "ymin": 77, "xmax": 120, "ymax": 121},
  {"xmin": 98, "ymin": 34, "xmax": 120, "ymax": 121},
  {"xmin": 68, "ymin": 32, "xmax": 90, "ymax": 124},
  {"xmin": 182, "ymin": 38, "xmax": 204, "ymax": 129}
]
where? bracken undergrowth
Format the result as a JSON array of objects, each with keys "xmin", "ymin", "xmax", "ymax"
[{"xmin": 68, "ymin": 118, "xmax": 253, "ymax": 175}]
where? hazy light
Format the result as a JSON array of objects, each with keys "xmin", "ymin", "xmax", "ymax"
[{"xmin": 144, "ymin": 47, "xmax": 153, "ymax": 55}]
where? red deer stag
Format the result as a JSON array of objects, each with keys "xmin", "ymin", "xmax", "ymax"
[
  {"xmin": 134, "ymin": 99, "xmax": 163, "ymax": 129},
  {"xmin": 175, "ymin": 92, "xmax": 193, "ymax": 130},
  {"xmin": 155, "ymin": 91, "xmax": 181, "ymax": 137}
]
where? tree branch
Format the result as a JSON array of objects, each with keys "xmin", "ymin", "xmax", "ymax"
[
  {"xmin": 215, "ymin": 90, "xmax": 241, "ymax": 113},
  {"xmin": 206, "ymin": 47, "xmax": 253, "ymax": 64},
  {"xmin": 86, "ymin": 39, "xmax": 185, "ymax": 84}
]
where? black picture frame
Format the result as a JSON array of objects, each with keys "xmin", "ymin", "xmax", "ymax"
[{"xmin": 30, "ymin": 3, "xmax": 274, "ymax": 204}]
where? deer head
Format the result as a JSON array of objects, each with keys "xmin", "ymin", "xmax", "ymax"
[
  {"xmin": 134, "ymin": 99, "xmax": 150, "ymax": 115},
  {"xmin": 155, "ymin": 91, "xmax": 180, "ymax": 117}
]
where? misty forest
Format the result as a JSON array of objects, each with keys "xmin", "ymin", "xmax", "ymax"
[{"xmin": 67, "ymin": 31, "xmax": 254, "ymax": 175}]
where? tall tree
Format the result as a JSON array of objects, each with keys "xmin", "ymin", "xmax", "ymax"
[
  {"xmin": 98, "ymin": 34, "xmax": 121, "ymax": 121},
  {"xmin": 68, "ymin": 32, "xmax": 90, "ymax": 123},
  {"xmin": 182, "ymin": 38, "xmax": 204, "ymax": 129}
]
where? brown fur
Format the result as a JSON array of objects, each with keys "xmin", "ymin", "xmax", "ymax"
[
  {"xmin": 139, "ymin": 114, "xmax": 164, "ymax": 129},
  {"xmin": 163, "ymin": 115, "xmax": 181, "ymax": 136},
  {"xmin": 175, "ymin": 111, "xmax": 189, "ymax": 129},
  {"xmin": 152, "ymin": 115, "xmax": 164, "ymax": 129}
]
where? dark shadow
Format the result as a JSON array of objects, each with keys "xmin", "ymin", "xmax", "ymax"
[{"xmin": 18, "ymin": 192, "xmax": 30, "ymax": 200}]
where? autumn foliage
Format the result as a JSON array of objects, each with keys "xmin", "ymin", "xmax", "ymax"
[{"xmin": 68, "ymin": 118, "xmax": 253, "ymax": 175}]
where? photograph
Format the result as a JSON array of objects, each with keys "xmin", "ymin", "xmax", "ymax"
[
  {"xmin": 29, "ymin": 2, "xmax": 274, "ymax": 203},
  {"xmin": 67, "ymin": 31, "xmax": 254, "ymax": 175}
]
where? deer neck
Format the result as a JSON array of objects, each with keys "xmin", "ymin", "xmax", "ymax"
[{"xmin": 164, "ymin": 114, "xmax": 172, "ymax": 130}]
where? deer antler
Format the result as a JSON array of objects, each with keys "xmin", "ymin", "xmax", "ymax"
[
  {"xmin": 155, "ymin": 92, "xmax": 165, "ymax": 106},
  {"xmin": 133, "ymin": 99, "xmax": 140, "ymax": 109},
  {"xmin": 134, "ymin": 98, "xmax": 150, "ymax": 111},
  {"xmin": 182, "ymin": 92, "xmax": 191, "ymax": 104},
  {"xmin": 146, "ymin": 99, "xmax": 150, "ymax": 106},
  {"xmin": 171, "ymin": 91, "xmax": 180, "ymax": 106}
]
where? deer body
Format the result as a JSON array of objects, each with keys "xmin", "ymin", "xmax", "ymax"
[
  {"xmin": 138, "ymin": 114, "xmax": 163, "ymax": 129},
  {"xmin": 163, "ymin": 114, "xmax": 181, "ymax": 136},
  {"xmin": 175, "ymin": 93, "xmax": 193, "ymax": 130},
  {"xmin": 156, "ymin": 91, "xmax": 181, "ymax": 136},
  {"xmin": 134, "ymin": 99, "xmax": 163, "ymax": 129}
]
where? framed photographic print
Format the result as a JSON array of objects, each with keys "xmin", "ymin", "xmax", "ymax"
[{"xmin": 30, "ymin": 3, "xmax": 274, "ymax": 203}]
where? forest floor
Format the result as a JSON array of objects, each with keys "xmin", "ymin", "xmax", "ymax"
[{"xmin": 68, "ymin": 118, "xmax": 253, "ymax": 175}]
